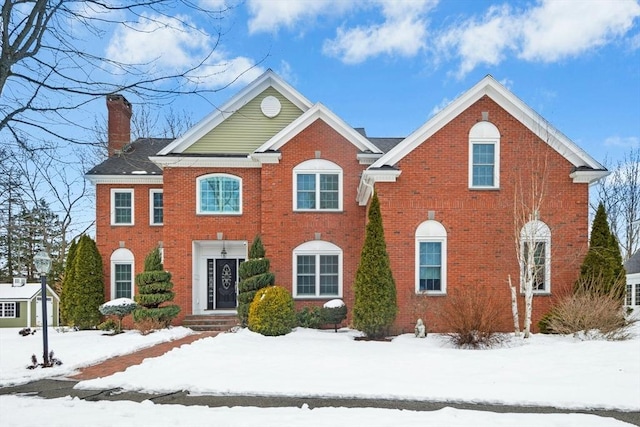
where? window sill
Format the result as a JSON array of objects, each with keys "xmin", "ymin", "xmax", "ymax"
[
  {"xmin": 111, "ymin": 223, "xmax": 134, "ymax": 226},
  {"xmin": 196, "ymin": 212, "xmax": 242, "ymax": 216},
  {"xmin": 468, "ymin": 187, "xmax": 500, "ymax": 191},
  {"xmin": 294, "ymin": 295, "xmax": 342, "ymax": 300},
  {"xmin": 415, "ymin": 291, "xmax": 447, "ymax": 296},
  {"xmin": 293, "ymin": 210, "xmax": 344, "ymax": 213}
]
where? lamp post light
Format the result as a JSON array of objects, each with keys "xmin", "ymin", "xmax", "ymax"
[{"xmin": 34, "ymin": 251, "xmax": 52, "ymax": 367}]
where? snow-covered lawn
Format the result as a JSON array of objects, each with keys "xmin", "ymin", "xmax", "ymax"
[{"xmin": 1, "ymin": 324, "xmax": 639, "ymax": 427}]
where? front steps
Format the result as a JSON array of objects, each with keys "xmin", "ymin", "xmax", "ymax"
[{"xmin": 182, "ymin": 314, "xmax": 240, "ymax": 332}]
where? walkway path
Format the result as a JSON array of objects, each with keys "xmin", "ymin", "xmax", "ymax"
[{"xmin": 69, "ymin": 331, "xmax": 218, "ymax": 380}]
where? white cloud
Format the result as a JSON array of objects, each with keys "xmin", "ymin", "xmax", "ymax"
[
  {"xmin": 605, "ymin": 136, "xmax": 640, "ymax": 148},
  {"xmin": 323, "ymin": 0, "xmax": 437, "ymax": 64},
  {"xmin": 106, "ymin": 13, "xmax": 262, "ymax": 90},
  {"xmin": 436, "ymin": 0, "xmax": 640, "ymax": 78},
  {"xmin": 247, "ymin": 0, "xmax": 352, "ymax": 34}
]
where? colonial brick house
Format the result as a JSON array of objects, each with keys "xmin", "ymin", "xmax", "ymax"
[{"xmin": 86, "ymin": 70, "xmax": 607, "ymax": 333}]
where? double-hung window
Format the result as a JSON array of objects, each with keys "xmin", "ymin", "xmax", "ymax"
[
  {"xmin": 111, "ymin": 248, "xmax": 134, "ymax": 299},
  {"xmin": 150, "ymin": 189, "xmax": 163, "ymax": 225},
  {"xmin": 111, "ymin": 189, "xmax": 134, "ymax": 225},
  {"xmin": 197, "ymin": 174, "xmax": 242, "ymax": 214},
  {"xmin": 468, "ymin": 121, "xmax": 500, "ymax": 189},
  {"xmin": 0, "ymin": 302, "xmax": 17, "ymax": 318},
  {"xmin": 293, "ymin": 241, "xmax": 342, "ymax": 298},
  {"xmin": 520, "ymin": 220, "xmax": 551, "ymax": 294},
  {"xmin": 626, "ymin": 282, "xmax": 640, "ymax": 306},
  {"xmin": 415, "ymin": 220, "xmax": 447, "ymax": 294},
  {"xmin": 293, "ymin": 159, "xmax": 343, "ymax": 211}
]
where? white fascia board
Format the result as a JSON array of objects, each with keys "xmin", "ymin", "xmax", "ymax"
[
  {"xmin": 255, "ymin": 103, "xmax": 383, "ymax": 155},
  {"xmin": 250, "ymin": 152, "xmax": 282, "ymax": 164},
  {"xmin": 85, "ymin": 175, "xmax": 163, "ymax": 185},
  {"xmin": 356, "ymin": 169, "xmax": 402, "ymax": 205},
  {"xmin": 158, "ymin": 70, "xmax": 313, "ymax": 155},
  {"xmin": 357, "ymin": 153, "xmax": 383, "ymax": 165},
  {"xmin": 372, "ymin": 75, "xmax": 605, "ymax": 171},
  {"xmin": 150, "ymin": 156, "xmax": 262, "ymax": 168},
  {"xmin": 570, "ymin": 169, "xmax": 610, "ymax": 184}
]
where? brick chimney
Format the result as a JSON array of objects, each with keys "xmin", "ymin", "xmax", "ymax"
[{"xmin": 106, "ymin": 94, "xmax": 132, "ymax": 156}]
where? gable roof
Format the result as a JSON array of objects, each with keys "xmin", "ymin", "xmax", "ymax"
[
  {"xmin": 0, "ymin": 283, "xmax": 59, "ymax": 301},
  {"xmin": 254, "ymin": 103, "xmax": 383, "ymax": 156},
  {"xmin": 625, "ymin": 251, "xmax": 640, "ymax": 275},
  {"xmin": 370, "ymin": 75, "xmax": 607, "ymax": 176},
  {"xmin": 158, "ymin": 70, "xmax": 313, "ymax": 155}
]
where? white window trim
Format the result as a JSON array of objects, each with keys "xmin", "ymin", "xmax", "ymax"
[
  {"xmin": 293, "ymin": 159, "xmax": 343, "ymax": 212},
  {"xmin": 0, "ymin": 302, "xmax": 17, "ymax": 318},
  {"xmin": 149, "ymin": 189, "xmax": 163, "ymax": 226},
  {"xmin": 468, "ymin": 121, "xmax": 500, "ymax": 189},
  {"xmin": 415, "ymin": 220, "xmax": 447, "ymax": 295},
  {"xmin": 110, "ymin": 248, "xmax": 135, "ymax": 300},
  {"xmin": 196, "ymin": 173, "xmax": 243, "ymax": 215},
  {"xmin": 625, "ymin": 280, "xmax": 640, "ymax": 306},
  {"xmin": 110, "ymin": 189, "xmax": 134, "ymax": 226},
  {"xmin": 520, "ymin": 220, "xmax": 551, "ymax": 294},
  {"xmin": 292, "ymin": 240, "xmax": 343, "ymax": 298}
]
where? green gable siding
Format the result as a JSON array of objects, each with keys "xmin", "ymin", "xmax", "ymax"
[{"xmin": 184, "ymin": 87, "xmax": 305, "ymax": 154}]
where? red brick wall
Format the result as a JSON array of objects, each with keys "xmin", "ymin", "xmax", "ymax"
[{"xmin": 376, "ymin": 96, "xmax": 589, "ymax": 333}]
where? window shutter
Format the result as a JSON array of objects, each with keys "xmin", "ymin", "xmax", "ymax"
[{"xmin": 15, "ymin": 302, "xmax": 20, "ymax": 318}]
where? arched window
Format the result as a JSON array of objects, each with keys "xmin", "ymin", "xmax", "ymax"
[
  {"xmin": 293, "ymin": 159, "xmax": 343, "ymax": 211},
  {"xmin": 293, "ymin": 240, "xmax": 342, "ymax": 298},
  {"xmin": 415, "ymin": 220, "xmax": 447, "ymax": 294},
  {"xmin": 197, "ymin": 174, "xmax": 242, "ymax": 214},
  {"xmin": 468, "ymin": 121, "xmax": 500, "ymax": 189},
  {"xmin": 111, "ymin": 248, "xmax": 134, "ymax": 299},
  {"xmin": 520, "ymin": 220, "xmax": 551, "ymax": 293}
]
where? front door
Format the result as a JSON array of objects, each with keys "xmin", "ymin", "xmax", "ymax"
[
  {"xmin": 209, "ymin": 259, "xmax": 238, "ymax": 309},
  {"xmin": 36, "ymin": 297, "xmax": 53, "ymax": 326}
]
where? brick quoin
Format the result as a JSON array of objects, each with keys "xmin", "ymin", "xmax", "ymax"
[{"xmin": 94, "ymin": 95, "xmax": 593, "ymax": 334}]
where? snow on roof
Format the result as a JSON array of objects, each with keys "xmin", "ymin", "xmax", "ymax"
[{"xmin": 0, "ymin": 283, "xmax": 43, "ymax": 300}]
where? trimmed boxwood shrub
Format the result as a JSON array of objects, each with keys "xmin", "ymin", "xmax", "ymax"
[
  {"xmin": 248, "ymin": 286, "xmax": 296, "ymax": 336},
  {"xmin": 237, "ymin": 236, "xmax": 275, "ymax": 326},
  {"xmin": 133, "ymin": 247, "xmax": 179, "ymax": 328},
  {"xmin": 322, "ymin": 300, "xmax": 347, "ymax": 332}
]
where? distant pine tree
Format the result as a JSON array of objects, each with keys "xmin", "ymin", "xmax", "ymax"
[
  {"xmin": 353, "ymin": 191, "xmax": 397, "ymax": 339},
  {"xmin": 237, "ymin": 236, "xmax": 275, "ymax": 326},
  {"xmin": 59, "ymin": 239, "xmax": 77, "ymax": 325}
]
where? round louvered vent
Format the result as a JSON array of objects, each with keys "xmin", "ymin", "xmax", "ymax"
[{"xmin": 261, "ymin": 96, "xmax": 281, "ymax": 118}]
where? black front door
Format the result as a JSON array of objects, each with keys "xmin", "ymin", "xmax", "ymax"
[{"xmin": 215, "ymin": 258, "xmax": 237, "ymax": 309}]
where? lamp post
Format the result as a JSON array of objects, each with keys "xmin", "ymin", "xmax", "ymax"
[{"xmin": 34, "ymin": 251, "xmax": 51, "ymax": 366}]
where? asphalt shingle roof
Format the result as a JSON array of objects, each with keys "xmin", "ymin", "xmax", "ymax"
[
  {"xmin": 625, "ymin": 251, "xmax": 640, "ymax": 275},
  {"xmin": 86, "ymin": 138, "xmax": 173, "ymax": 176}
]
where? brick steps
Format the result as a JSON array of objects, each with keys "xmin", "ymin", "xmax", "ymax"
[{"xmin": 182, "ymin": 314, "xmax": 240, "ymax": 332}]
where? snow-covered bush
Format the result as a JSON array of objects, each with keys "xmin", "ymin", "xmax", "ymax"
[
  {"xmin": 99, "ymin": 298, "xmax": 137, "ymax": 334},
  {"xmin": 248, "ymin": 286, "xmax": 296, "ymax": 336},
  {"xmin": 322, "ymin": 299, "xmax": 347, "ymax": 332}
]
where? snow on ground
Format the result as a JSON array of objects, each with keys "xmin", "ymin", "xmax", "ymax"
[
  {"xmin": 0, "ymin": 327, "xmax": 194, "ymax": 386},
  {"xmin": 1, "ymin": 324, "xmax": 639, "ymax": 427}
]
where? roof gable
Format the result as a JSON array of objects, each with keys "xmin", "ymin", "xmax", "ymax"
[
  {"xmin": 371, "ymin": 75, "xmax": 606, "ymax": 172},
  {"xmin": 159, "ymin": 70, "xmax": 313, "ymax": 155},
  {"xmin": 0, "ymin": 283, "xmax": 59, "ymax": 301}
]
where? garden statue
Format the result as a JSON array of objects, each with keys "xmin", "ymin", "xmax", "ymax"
[{"xmin": 414, "ymin": 318, "xmax": 426, "ymax": 338}]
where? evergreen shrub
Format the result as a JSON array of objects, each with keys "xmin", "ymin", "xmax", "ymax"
[
  {"xmin": 133, "ymin": 247, "xmax": 179, "ymax": 328},
  {"xmin": 237, "ymin": 236, "xmax": 275, "ymax": 326},
  {"xmin": 68, "ymin": 235, "xmax": 104, "ymax": 329},
  {"xmin": 297, "ymin": 306, "xmax": 323, "ymax": 328},
  {"xmin": 248, "ymin": 286, "xmax": 296, "ymax": 336},
  {"xmin": 321, "ymin": 301, "xmax": 347, "ymax": 332}
]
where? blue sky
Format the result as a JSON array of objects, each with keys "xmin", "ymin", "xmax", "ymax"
[{"xmin": 96, "ymin": 0, "xmax": 640, "ymax": 167}]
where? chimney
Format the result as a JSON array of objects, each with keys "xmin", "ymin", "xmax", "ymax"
[{"xmin": 106, "ymin": 94, "xmax": 132, "ymax": 157}]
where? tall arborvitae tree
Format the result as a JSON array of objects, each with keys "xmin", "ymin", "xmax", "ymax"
[
  {"xmin": 353, "ymin": 191, "xmax": 397, "ymax": 339},
  {"xmin": 60, "ymin": 239, "xmax": 78, "ymax": 325},
  {"xmin": 68, "ymin": 235, "xmax": 104, "ymax": 329},
  {"xmin": 133, "ymin": 247, "xmax": 179, "ymax": 327},
  {"xmin": 237, "ymin": 235, "xmax": 275, "ymax": 326},
  {"xmin": 577, "ymin": 203, "xmax": 626, "ymax": 297}
]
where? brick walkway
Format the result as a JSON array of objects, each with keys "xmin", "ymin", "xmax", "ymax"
[{"xmin": 68, "ymin": 332, "xmax": 218, "ymax": 381}]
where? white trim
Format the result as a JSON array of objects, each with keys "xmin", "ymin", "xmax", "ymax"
[
  {"xmin": 415, "ymin": 220, "xmax": 447, "ymax": 295},
  {"xmin": 357, "ymin": 169, "xmax": 402, "ymax": 206},
  {"xmin": 149, "ymin": 189, "xmax": 163, "ymax": 226},
  {"xmin": 520, "ymin": 220, "xmax": 552, "ymax": 294},
  {"xmin": 196, "ymin": 173, "xmax": 243, "ymax": 215},
  {"xmin": 86, "ymin": 175, "xmax": 163, "ymax": 185},
  {"xmin": 110, "ymin": 189, "xmax": 134, "ymax": 226},
  {"xmin": 0, "ymin": 301, "xmax": 17, "ymax": 318},
  {"xmin": 250, "ymin": 152, "xmax": 282, "ymax": 164},
  {"xmin": 293, "ymin": 159, "xmax": 343, "ymax": 212},
  {"xmin": 371, "ymin": 75, "xmax": 605, "ymax": 172},
  {"xmin": 150, "ymin": 156, "xmax": 262, "ymax": 169},
  {"xmin": 255, "ymin": 103, "xmax": 383, "ymax": 155},
  {"xmin": 110, "ymin": 248, "xmax": 135, "ymax": 300},
  {"xmin": 570, "ymin": 169, "xmax": 610, "ymax": 184},
  {"xmin": 158, "ymin": 70, "xmax": 313, "ymax": 155},
  {"xmin": 468, "ymin": 121, "xmax": 501, "ymax": 189},
  {"xmin": 292, "ymin": 240, "xmax": 343, "ymax": 299}
]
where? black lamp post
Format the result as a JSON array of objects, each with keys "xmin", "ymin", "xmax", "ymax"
[{"xmin": 34, "ymin": 251, "xmax": 51, "ymax": 366}]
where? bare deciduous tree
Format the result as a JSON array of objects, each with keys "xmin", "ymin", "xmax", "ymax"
[{"xmin": 594, "ymin": 148, "xmax": 640, "ymax": 261}]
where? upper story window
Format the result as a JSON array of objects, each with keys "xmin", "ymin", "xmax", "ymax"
[
  {"xmin": 293, "ymin": 159, "xmax": 343, "ymax": 211},
  {"xmin": 520, "ymin": 220, "xmax": 551, "ymax": 293},
  {"xmin": 468, "ymin": 121, "xmax": 500, "ymax": 189},
  {"xmin": 415, "ymin": 220, "xmax": 447, "ymax": 294},
  {"xmin": 197, "ymin": 174, "xmax": 242, "ymax": 215},
  {"xmin": 150, "ymin": 189, "xmax": 163, "ymax": 225},
  {"xmin": 111, "ymin": 248, "xmax": 134, "ymax": 299},
  {"xmin": 111, "ymin": 189, "xmax": 134, "ymax": 225},
  {"xmin": 293, "ymin": 240, "xmax": 343, "ymax": 298}
]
